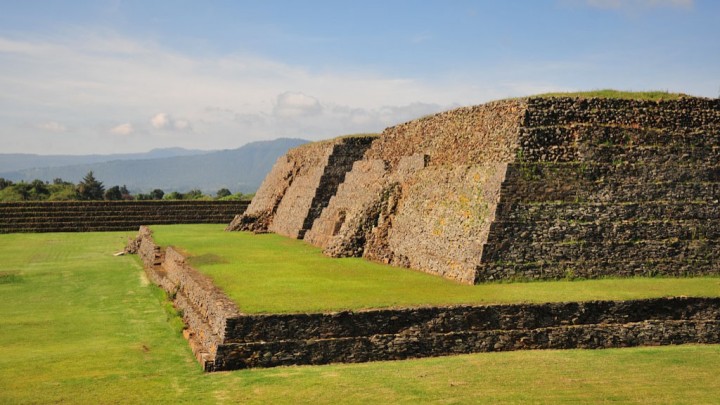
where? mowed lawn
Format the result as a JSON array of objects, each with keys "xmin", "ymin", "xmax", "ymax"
[
  {"xmin": 2, "ymin": 231, "xmax": 720, "ymax": 404},
  {"xmin": 150, "ymin": 224, "xmax": 720, "ymax": 314}
]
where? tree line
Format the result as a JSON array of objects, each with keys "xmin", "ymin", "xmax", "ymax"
[{"xmin": 0, "ymin": 171, "xmax": 252, "ymax": 202}]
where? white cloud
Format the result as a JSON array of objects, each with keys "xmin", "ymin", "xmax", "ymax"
[
  {"xmin": 151, "ymin": 113, "xmax": 170, "ymax": 129},
  {"xmin": 37, "ymin": 121, "xmax": 66, "ymax": 132},
  {"xmin": 174, "ymin": 120, "xmax": 191, "ymax": 130},
  {"xmin": 0, "ymin": 30, "xmax": 710, "ymax": 154},
  {"xmin": 0, "ymin": 33, "xmax": 558, "ymax": 153},
  {"xmin": 110, "ymin": 123, "xmax": 133, "ymax": 135},
  {"xmin": 257, "ymin": 95, "xmax": 449, "ymax": 138},
  {"xmin": 273, "ymin": 92, "xmax": 323, "ymax": 118},
  {"xmin": 150, "ymin": 112, "xmax": 191, "ymax": 131}
]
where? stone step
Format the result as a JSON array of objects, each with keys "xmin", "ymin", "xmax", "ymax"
[
  {"xmin": 519, "ymin": 143, "xmax": 720, "ymax": 164},
  {"xmin": 519, "ymin": 125, "xmax": 720, "ymax": 150},
  {"xmin": 487, "ymin": 219, "xmax": 720, "ymax": 243},
  {"xmin": 0, "ymin": 201, "xmax": 249, "ymax": 208},
  {"xmin": 0, "ymin": 213, "xmax": 242, "ymax": 221},
  {"xmin": 224, "ymin": 297, "xmax": 720, "ymax": 343},
  {"xmin": 0, "ymin": 205, "xmax": 244, "ymax": 213},
  {"xmin": 496, "ymin": 201, "xmax": 719, "ymax": 222},
  {"xmin": 504, "ymin": 162, "xmax": 720, "ymax": 184},
  {"xmin": 500, "ymin": 181, "xmax": 720, "ymax": 204},
  {"xmin": 481, "ymin": 238, "xmax": 719, "ymax": 263},
  {"xmin": 524, "ymin": 97, "xmax": 720, "ymax": 128},
  {"xmin": 0, "ymin": 215, "xmax": 232, "ymax": 225},
  {"xmin": 476, "ymin": 259, "xmax": 719, "ymax": 281},
  {"xmin": 0, "ymin": 218, "xmax": 233, "ymax": 233},
  {"xmin": 213, "ymin": 319, "xmax": 720, "ymax": 370}
]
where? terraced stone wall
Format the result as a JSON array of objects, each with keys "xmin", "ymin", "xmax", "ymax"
[
  {"xmin": 0, "ymin": 200, "xmax": 248, "ymax": 233},
  {"xmin": 479, "ymin": 97, "xmax": 720, "ymax": 281}
]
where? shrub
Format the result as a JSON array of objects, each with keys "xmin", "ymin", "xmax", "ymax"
[{"xmin": 216, "ymin": 188, "xmax": 232, "ymax": 199}]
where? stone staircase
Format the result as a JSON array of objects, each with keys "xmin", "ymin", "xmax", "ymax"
[{"xmin": 297, "ymin": 137, "xmax": 375, "ymax": 239}]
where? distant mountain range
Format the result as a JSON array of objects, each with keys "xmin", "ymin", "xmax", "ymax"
[
  {"xmin": 0, "ymin": 147, "xmax": 209, "ymax": 173},
  {"xmin": 0, "ymin": 138, "xmax": 308, "ymax": 194}
]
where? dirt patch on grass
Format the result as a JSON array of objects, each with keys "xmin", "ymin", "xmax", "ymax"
[
  {"xmin": 0, "ymin": 271, "xmax": 22, "ymax": 284},
  {"xmin": 188, "ymin": 253, "xmax": 229, "ymax": 266}
]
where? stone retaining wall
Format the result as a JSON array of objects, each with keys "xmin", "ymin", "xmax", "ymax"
[
  {"xmin": 129, "ymin": 227, "xmax": 720, "ymax": 371},
  {"xmin": 0, "ymin": 200, "xmax": 248, "ymax": 233},
  {"xmin": 130, "ymin": 226, "xmax": 241, "ymax": 369},
  {"xmin": 477, "ymin": 97, "xmax": 720, "ymax": 282}
]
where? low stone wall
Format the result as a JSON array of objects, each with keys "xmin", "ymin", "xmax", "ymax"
[
  {"xmin": 129, "ymin": 227, "xmax": 720, "ymax": 371},
  {"xmin": 129, "ymin": 226, "xmax": 241, "ymax": 370},
  {"xmin": 0, "ymin": 200, "xmax": 248, "ymax": 233}
]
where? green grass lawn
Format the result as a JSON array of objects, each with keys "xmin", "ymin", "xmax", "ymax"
[
  {"xmin": 534, "ymin": 89, "xmax": 686, "ymax": 100},
  {"xmin": 149, "ymin": 224, "xmax": 720, "ymax": 314},
  {"xmin": 1, "ymin": 230, "xmax": 719, "ymax": 404}
]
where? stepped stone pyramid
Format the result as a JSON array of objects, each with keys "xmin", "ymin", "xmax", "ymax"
[{"xmin": 229, "ymin": 96, "xmax": 720, "ymax": 284}]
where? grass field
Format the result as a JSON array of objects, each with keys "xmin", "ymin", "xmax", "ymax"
[
  {"xmin": 150, "ymin": 224, "xmax": 720, "ymax": 314},
  {"xmin": 2, "ymin": 230, "xmax": 720, "ymax": 404},
  {"xmin": 534, "ymin": 89, "xmax": 686, "ymax": 100}
]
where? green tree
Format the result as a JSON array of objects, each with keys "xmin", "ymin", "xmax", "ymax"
[
  {"xmin": 150, "ymin": 189, "xmax": 165, "ymax": 200},
  {"xmin": 76, "ymin": 171, "xmax": 105, "ymax": 200},
  {"xmin": 104, "ymin": 185, "xmax": 123, "ymax": 200},
  {"xmin": 14, "ymin": 182, "xmax": 32, "ymax": 200},
  {"xmin": 184, "ymin": 189, "xmax": 204, "ymax": 200},
  {"xmin": 164, "ymin": 191, "xmax": 183, "ymax": 200},
  {"xmin": 0, "ymin": 178, "xmax": 13, "ymax": 190},
  {"xmin": 30, "ymin": 180, "xmax": 50, "ymax": 199},
  {"xmin": 118, "ymin": 185, "xmax": 132, "ymax": 200},
  {"xmin": 216, "ymin": 188, "xmax": 232, "ymax": 199}
]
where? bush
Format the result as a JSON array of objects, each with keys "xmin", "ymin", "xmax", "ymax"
[
  {"xmin": 216, "ymin": 188, "xmax": 232, "ymax": 199},
  {"xmin": 47, "ymin": 187, "xmax": 79, "ymax": 201},
  {"xmin": 164, "ymin": 191, "xmax": 184, "ymax": 200},
  {"xmin": 184, "ymin": 189, "xmax": 206, "ymax": 200}
]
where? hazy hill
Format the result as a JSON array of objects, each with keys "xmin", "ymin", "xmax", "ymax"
[
  {"xmin": 0, "ymin": 138, "xmax": 308, "ymax": 194},
  {"xmin": 0, "ymin": 147, "xmax": 208, "ymax": 173}
]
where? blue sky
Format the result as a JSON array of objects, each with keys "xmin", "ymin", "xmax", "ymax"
[{"xmin": 1, "ymin": 0, "xmax": 718, "ymax": 154}]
